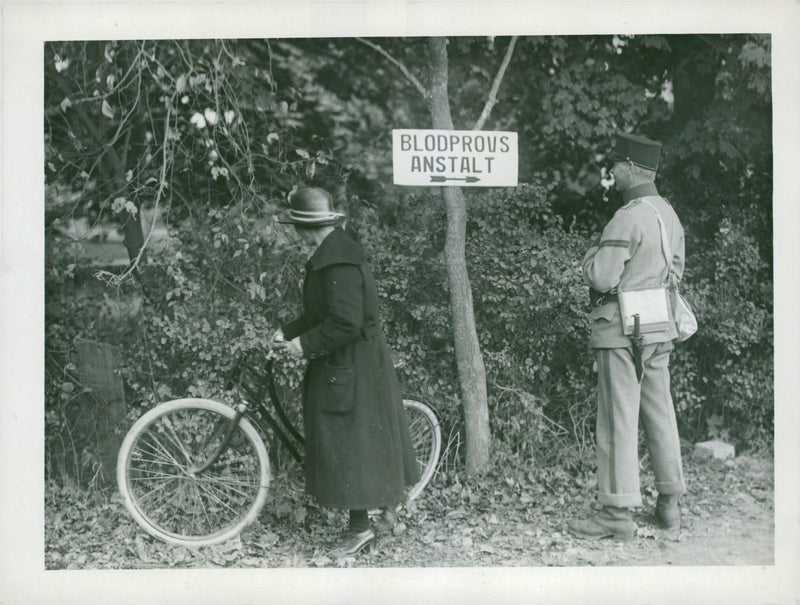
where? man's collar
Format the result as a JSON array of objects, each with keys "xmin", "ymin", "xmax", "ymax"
[{"xmin": 622, "ymin": 182, "xmax": 659, "ymax": 204}]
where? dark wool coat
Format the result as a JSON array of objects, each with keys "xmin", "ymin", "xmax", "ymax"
[{"xmin": 281, "ymin": 228, "xmax": 419, "ymax": 509}]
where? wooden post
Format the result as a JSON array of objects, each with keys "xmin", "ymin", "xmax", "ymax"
[{"xmin": 73, "ymin": 339, "xmax": 127, "ymax": 486}]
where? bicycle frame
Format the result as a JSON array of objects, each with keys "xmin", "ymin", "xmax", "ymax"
[
  {"xmin": 192, "ymin": 351, "xmax": 433, "ymax": 483},
  {"xmin": 117, "ymin": 348, "xmax": 441, "ymax": 546},
  {"xmin": 198, "ymin": 353, "xmax": 306, "ymax": 470}
]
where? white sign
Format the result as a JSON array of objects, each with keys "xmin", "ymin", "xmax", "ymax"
[{"xmin": 392, "ymin": 129, "xmax": 518, "ymax": 187}]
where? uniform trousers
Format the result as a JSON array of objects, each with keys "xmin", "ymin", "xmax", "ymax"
[{"xmin": 594, "ymin": 341, "xmax": 685, "ymax": 508}]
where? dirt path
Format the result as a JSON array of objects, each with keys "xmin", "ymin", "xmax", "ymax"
[
  {"xmin": 45, "ymin": 453, "xmax": 773, "ymax": 569},
  {"xmin": 358, "ymin": 453, "xmax": 775, "ymax": 568},
  {"xmin": 562, "ymin": 454, "xmax": 775, "ymax": 567}
]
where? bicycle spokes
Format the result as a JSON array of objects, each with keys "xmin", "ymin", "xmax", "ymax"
[
  {"xmin": 122, "ymin": 404, "xmax": 267, "ymax": 542},
  {"xmin": 406, "ymin": 411, "xmax": 434, "ymax": 473}
]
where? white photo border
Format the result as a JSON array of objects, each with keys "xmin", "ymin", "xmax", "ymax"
[{"xmin": 2, "ymin": 2, "xmax": 798, "ymax": 603}]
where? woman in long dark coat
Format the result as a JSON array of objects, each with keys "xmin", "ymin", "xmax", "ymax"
[{"xmin": 272, "ymin": 187, "xmax": 419, "ymax": 557}]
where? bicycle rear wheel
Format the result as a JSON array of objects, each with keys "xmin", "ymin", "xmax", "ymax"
[
  {"xmin": 117, "ymin": 398, "xmax": 270, "ymax": 547},
  {"xmin": 403, "ymin": 398, "xmax": 441, "ymax": 502}
]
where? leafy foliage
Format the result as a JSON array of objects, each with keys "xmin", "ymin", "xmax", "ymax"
[
  {"xmin": 44, "ymin": 34, "xmax": 773, "ymax": 491},
  {"xmin": 358, "ymin": 182, "xmax": 596, "ymax": 474},
  {"xmin": 670, "ymin": 219, "xmax": 773, "ymax": 447}
]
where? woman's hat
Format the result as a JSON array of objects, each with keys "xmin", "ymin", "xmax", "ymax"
[
  {"xmin": 611, "ymin": 132, "xmax": 662, "ymax": 171},
  {"xmin": 277, "ymin": 187, "xmax": 346, "ymax": 227}
]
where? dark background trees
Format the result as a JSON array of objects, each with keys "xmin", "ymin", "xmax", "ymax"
[{"xmin": 44, "ymin": 34, "xmax": 773, "ymax": 489}]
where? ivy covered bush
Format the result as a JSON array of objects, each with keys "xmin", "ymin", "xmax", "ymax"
[
  {"xmin": 669, "ymin": 218, "xmax": 773, "ymax": 450},
  {"xmin": 45, "ymin": 172, "xmax": 774, "ymax": 488},
  {"xmin": 365, "ymin": 182, "xmax": 605, "ymax": 472},
  {"xmin": 44, "ymin": 34, "xmax": 773, "ymax": 489},
  {"xmin": 45, "ymin": 207, "xmax": 308, "ymax": 485},
  {"xmin": 362, "ymin": 180, "xmax": 773, "ymax": 465}
]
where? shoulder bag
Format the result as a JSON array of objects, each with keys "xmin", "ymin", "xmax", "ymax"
[{"xmin": 639, "ymin": 200, "xmax": 698, "ymax": 342}]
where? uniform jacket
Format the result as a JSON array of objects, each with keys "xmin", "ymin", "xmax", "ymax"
[
  {"xmin": 282, "ymin": 227, "xmax": 418, "ymax": 509},
  {"xmin": 582, "ymin": 183, "xmax": 685, "ymax": 348}
]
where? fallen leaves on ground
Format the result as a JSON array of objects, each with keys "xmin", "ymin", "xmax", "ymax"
[{"xmin": 44, "ymin": 452, "xmax": 773, "ymax": 569}]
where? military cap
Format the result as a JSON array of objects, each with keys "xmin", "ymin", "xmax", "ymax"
[
  {"xmin": 278, "ymin": 187, "xmax": 346, "ymax": 227},
  {"xmin": 612, "ymin": 132, "xmax": 662, "ymax": 171}
]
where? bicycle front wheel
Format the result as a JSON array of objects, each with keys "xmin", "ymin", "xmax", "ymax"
[
  {"xmin": 117, "ymin": 398, "xmax": 270, "ymax": 547},
  {"xmin": 403, "ymin": 398, "xmax": 442, "ymax": 503}
]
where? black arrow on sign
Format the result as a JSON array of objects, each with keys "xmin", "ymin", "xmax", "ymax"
[{"xmin": 429, "ymin": 175, "xmax": 481, "ymax": 183}]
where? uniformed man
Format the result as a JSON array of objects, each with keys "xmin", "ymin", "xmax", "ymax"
[{"xmin": 568, "ymin": 132, "xmax": 686, "ymax": 540}]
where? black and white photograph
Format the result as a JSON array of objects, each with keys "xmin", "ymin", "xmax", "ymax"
[{"xmin": 2, "ymin": 1, "xmax": 799, "ymax": 604}]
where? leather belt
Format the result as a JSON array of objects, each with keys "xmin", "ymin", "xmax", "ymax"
[{"xmin": 589, "ymin": 288, "xmax": 618, "ymax": 307}]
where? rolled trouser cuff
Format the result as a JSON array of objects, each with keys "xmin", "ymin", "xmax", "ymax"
[
  {"xmin": 597, "ymin": 490, "xmax": 642, "ymax": 508},
  {"xmin": 654, "ymin": 479, "xmax": 685, "ymax": 496}
]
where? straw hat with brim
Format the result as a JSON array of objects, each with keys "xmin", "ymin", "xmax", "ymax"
[{"xmin": 277, "ymin": 187, "xmax": 346, "ymax": 227}]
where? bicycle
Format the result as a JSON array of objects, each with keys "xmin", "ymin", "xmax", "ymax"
[{"xmin": 116, "ymin": 350, "xmax": 442, "ymax": 547}]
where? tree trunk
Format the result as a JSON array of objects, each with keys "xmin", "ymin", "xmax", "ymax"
[
  {"xmin": 53, "ymin": 59, "xmax": 147, "ymax": 267},
  {"xmin": 102, "ymin": 161, "xmax": 145, "ymax": 267},
  {"xmin": 427, "ymin": 37, "xmax": 491, "ymax": 475},
  {"xmin": 119, "ymin": 203, "xmax": 146, "ymax": 266}
]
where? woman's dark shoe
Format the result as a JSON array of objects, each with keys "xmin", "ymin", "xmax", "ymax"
[
  {"xmin": 567, "ymin": 506, "xmax": 636, "ymax": 540},
  {"xmin": 372, "ymin": 508, "xmax": 398, "ymax": 536},
  {"xmin": 330, "ymin": 528, "xmax": 376, "ymax": 558},
  {"xmin": 654, "ymin": 494, "xmax": 681, "ymax": 529}
]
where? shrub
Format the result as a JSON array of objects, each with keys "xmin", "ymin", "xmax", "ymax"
[
  {"xmin": 44, "ymin": 177, "xmax": 774, "ymax": 488},
  {"xmin": 360, "ymin": 180, "xmax": 597, "ymax": 473},
  {"xmin": 670, "ymin": 217, "xmax": 773, "ymax": 451}
]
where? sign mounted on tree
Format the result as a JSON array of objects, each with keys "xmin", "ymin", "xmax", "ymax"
[{"xmin": 392, "ymin": 129, "xmax": 518, "ymax": 187}]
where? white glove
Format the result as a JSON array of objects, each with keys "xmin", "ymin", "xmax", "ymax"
[{"xmin": 284, "ymin": 337, "xmax": 304, "ymax": 358}]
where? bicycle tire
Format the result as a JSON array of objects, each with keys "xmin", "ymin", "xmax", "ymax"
[
  {"xmin": 403, "ymin": 398, "xmax": 442, "ymax": 503},
  {"xmin": 117, "ymin": 398, "xmax": 270, "ymax": 547}
]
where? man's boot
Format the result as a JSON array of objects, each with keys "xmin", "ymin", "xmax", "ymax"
[
  {"xmin": 567, "ymin": 506, "xmax": 636, "ymax": 540},
  {"xmin": 654, "ymin": 494, "xmax": 680, "ymax": 530}
]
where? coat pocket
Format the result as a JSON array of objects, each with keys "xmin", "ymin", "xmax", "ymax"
[{"xmin": 321, "ymin": 363, "xmax": 356, "ymax": 414}]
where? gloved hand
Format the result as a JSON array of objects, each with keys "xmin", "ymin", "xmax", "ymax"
[
  {"xmin": 270, "ymin": 329, "xmax": 286, "ymax": 348},
  {"xmin": 271, "ymin": 329, "xmax": 303, "ymax": 358},
  {"xmin": 283, "ymin": 337, "xmax": 304, "ymax": 359}
]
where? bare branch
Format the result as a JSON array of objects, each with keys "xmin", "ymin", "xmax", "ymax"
[
  {"xmin": 355, "ymin": 37, "xmax": 429, "ymax": 101},
  {"xmin": 473, "ymin": 36, "xmax": 518, "ymax": 131},
  {"xmin": 52, "ymin": 74, "xmax": 125, "ymax": 177}
]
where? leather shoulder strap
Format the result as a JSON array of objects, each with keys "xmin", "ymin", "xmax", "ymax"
[{"xmin": 640, "ymin": 199, "xmax": 673, "ymax": 276}]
